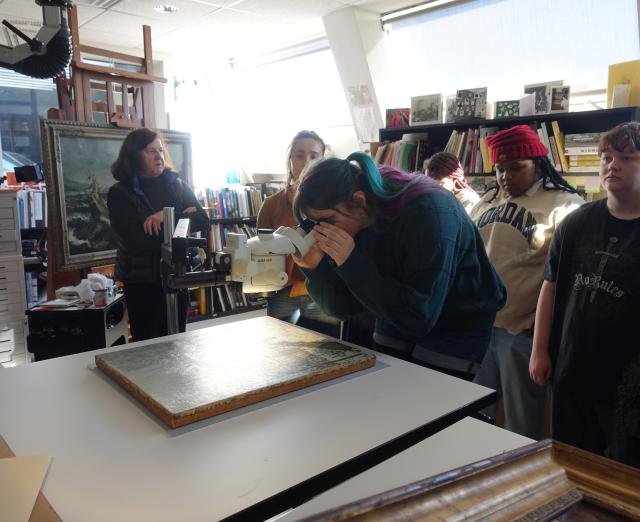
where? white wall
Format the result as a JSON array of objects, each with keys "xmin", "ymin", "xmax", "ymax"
[
  {"xmin": 373, "ymin": 0, "xmax": 640, "ymax": 111},
  {"xmin": 159, "ymin": 0, "xmax": 640, "ymax": 186},
  {"xmin": 162, "ymin": 49, "xmax": 357, "ymax": 188}
]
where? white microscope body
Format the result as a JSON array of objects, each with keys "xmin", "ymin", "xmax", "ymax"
[{"xmin": 224, "ymin": 226, "xmax": 316, "ymax": 293}]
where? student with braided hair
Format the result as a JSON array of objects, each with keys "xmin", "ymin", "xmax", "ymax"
[
  {"xmin": 426, "ymin": 152, "xmax": 480, "ymax": 211},
  {"xmin": 469, "ymin": 124, "xmax": 584, "ymax": 439},
  {"xmin": 290, "ymin": 151, "xmax": 505, "ymax": 369}
]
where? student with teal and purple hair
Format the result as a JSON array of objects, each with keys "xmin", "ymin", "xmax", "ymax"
[{"xmin": 291, "ymin": 152, "xmax": 506, "ymax": 373}]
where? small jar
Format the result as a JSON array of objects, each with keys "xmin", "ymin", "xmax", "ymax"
[{"xmin": 93, "ymin": 289, "xmax": 108, "ymax": 307}]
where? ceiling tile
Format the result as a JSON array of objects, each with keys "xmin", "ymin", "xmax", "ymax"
[
  {"xmin": 78, "ymin": 27, "xmax": 145, "ymax": 51},
  {"xmin": 109, "ymin": 0, "xmax": 221, "ymax": 22},
  {"xmin": 81, "ymin": 10, "xmax": 179, "ymax": 41},
  {"xmin": 229, "ymin": 0, "xmax": 344, "ymax": 22},
  {"xmin": 152, "ymin": 4, "xmax": 327, "ymax": 57},
  {"xmin": 0, "ymin": 0, "xmax": 40, "ymax": 20},
  {"xmin": 0, "ymin": 0, "xmax": 409, "ymax": 61}
]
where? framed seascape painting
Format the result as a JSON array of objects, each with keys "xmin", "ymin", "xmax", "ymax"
[{"xmin": 40, "ymin": 120, "xmax": 192, "ymax": 272}]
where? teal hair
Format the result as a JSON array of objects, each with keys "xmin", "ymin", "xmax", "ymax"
[
  {"xmin": 346, "ymin": 152, "xmax": 388, "ymax": 199},
  {"xmin": 293, "ymin": 151, "xmax": 439, "ymax": 223}
]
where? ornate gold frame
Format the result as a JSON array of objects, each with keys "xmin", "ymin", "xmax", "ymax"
[{"xmin": 299, "ymin": 440, "xmax": 640, "ymax": 521}]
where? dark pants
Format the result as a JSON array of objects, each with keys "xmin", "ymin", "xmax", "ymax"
[
  {"xmin": 553, "ymin": 392, "xmax": 640, "ymax": 469},
  {"xmin": 124, "ymin": 283, "xmax": 188, "ymax": 342},
  {"xmin": 373, "ymin": 326, "xmax": 492, "ymax": 382}
]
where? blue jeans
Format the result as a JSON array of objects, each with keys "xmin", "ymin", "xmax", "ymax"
[
  {"xmin": 474, "ymin": 327, "xmax": 546, "ymax": 440},
  {"xmin": 267, "ymin": 288, "xmax": 341, "ymax": 337}
]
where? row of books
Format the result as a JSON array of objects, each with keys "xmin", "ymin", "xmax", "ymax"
[
  {"xmin": 189, "ymin": 283, "xmax": 265, "ymax": 319},
  {"xmin": 199, "ymin": 186, "xmax": 263, "ymax": 220},
  {"xmin": 17, "ymin": 189, "xmax": 46, "ymax": 229},
  {"xmin": 443, "ymin": 127, "xmax": 493, "ymax": 174},
  {"xmin": 371, "ymin": 134, "xmax": 430, "ymax": 172},
  {"xmin": 209, "ymin": 222, "xmax": 257, "ymax": 253},
  {"xmin": 197, "ymin": 182, "xmax": 285, "ymax": 220},
  {"xmin": 388, "ymin": 81, "xmax": 575, "ymax": 129},
  {"xmin": 441, "ymin": 121, "xmax": 597, "ymax": 175}
]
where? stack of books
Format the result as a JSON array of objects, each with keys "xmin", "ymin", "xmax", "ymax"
[{"xmin": 563, "ymin": 133, "xmax": 602, "ymax": 174}]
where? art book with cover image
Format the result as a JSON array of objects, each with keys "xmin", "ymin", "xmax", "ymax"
[
  {"xmin": 495, "ymin": 100, "xmax": 519, "ymax": 118},
  {"xmin": 524, "ymin": 81, "xmax": 562, "ymax": 114},
  {"xmin": 385, "ymin": 108, "xmax": 410, "ymax": 128},
  {"xmin": 410, "ymin": 94, "xmax": 442, "ymax": 125},
  {"xmin": 445, "ymin": 94, "xmax": 457, "ymax": 123},
  {"xmin": 550, "ymin": 86, "xmax": 570, "ymax": 112},
  {"xmin": 454, "ymin": 87, "xmax": 487, "ymax": 120}
]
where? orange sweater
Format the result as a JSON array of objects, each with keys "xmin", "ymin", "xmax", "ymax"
[{"xmin": 256, "ymin": 188, "xmax": 307, "ymax": 297}]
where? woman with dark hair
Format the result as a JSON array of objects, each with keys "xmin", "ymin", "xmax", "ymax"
[
  {"xmin": 257, "ymin": 130, "xmax": 340, "ymax": 335},
  {"xmin": 108, "ymin": 127, "xmax": 209, "ymax": 341},
  {"xmin": 291, "ymin": 151, "xmax": 505, "ymax": 370},
  {"xmin": 469, "ymin": 124, "xmax": 584, "ymax": 439},
  {"xmin": 426, "ymin": 151, "xmax": 479, "ymax": 211}
]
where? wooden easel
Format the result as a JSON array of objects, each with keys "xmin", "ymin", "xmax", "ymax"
[
  {"xmin": 46, "ymin": 5, "xmax": 167, "ymax": 297},
  {"xmin": 51, "ymin": 5, "xmax": 166, "ymax": 127}
]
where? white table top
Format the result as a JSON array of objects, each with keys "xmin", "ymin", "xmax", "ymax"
[
  {"xmin": 0, "ymin": 317, "xmax": 494, "ymax": 522},
  {"xmin": 277, "ymin": 417, "xmax": 533, "ymax": 521}
]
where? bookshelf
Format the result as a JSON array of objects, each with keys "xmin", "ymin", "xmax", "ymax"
[
  {"xmin": 187, "ymin": 214, "xmax": 266, "ymax": 323},
  {"xmin": 379, "ymin": 107, "xmax": 640, "ymax": 149},
  {"xmin": 378, "ymin": 107, "xmax": 640, "ymax": 198},
  {"xmin": 189, "ymin": 181, "xmax": 286, "ymax": 323}
]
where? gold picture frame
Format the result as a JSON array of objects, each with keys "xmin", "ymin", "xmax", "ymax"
[
  {"xmin": 299, "ymin": 440, "xmax": 640, "ymax": 521},
  {"xmin": 40, "ymin": 119, "xmax": 192, "ymax": 272}
]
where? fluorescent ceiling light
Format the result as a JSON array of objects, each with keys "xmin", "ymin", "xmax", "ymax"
[
  {"xmin": 381, "ymin": 0, "xmax": 468, "ymax": 25},
  {"xmin": 154, "ymin": 4, "xmax": 179, "ymax": 14}
]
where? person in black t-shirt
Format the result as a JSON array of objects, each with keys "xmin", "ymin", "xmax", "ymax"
[
  {"xmin": 108, "ymin": 128, "xmax": 209, "ymax": 341},
  {"xmin": 530, "ymin": 122, "xmax": 640, "ymax": 468}
]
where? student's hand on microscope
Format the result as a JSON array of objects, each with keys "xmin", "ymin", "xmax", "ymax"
[{"xmin": 313, "ymin": 222, "xmax": 354, "ymax": 267}]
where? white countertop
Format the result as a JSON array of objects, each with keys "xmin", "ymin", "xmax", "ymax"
[
  {"xmin": 0, "ymin": 317, "xmax": 494, "ymax": 522},
  {"xmin": 277, "ymin": 417, "xmax": 533, "ymax": 521}
]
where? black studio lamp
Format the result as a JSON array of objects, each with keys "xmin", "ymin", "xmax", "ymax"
[{"xmin": 0, "ymin": 1, "xmax": 73, "ymax": 79}]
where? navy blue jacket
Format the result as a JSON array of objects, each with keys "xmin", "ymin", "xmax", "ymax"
[{"xmin": 108, "ymin": 170, "xmax": 209, "ymax": 284}]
